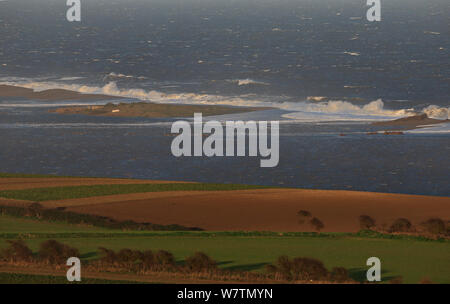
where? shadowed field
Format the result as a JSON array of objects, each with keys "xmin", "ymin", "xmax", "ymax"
[
  {"xmin": 0, "ymin": 216, "xmax": 449, "ymax": 284},
  {"xmin": 0, "ymin": 175, "xmax": 449, "ymax": 283}
]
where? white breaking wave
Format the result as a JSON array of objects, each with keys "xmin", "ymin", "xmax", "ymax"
[
  {"xmin": 343, "ymin": 51, "xmax": 360, "ymax": 56},
  {"xmin": 422, "ymin": 105, "xmax": 450, "ymax": 120},
  {"xmin": 0, "ymin": 78, "xmax": 448, "ymax": 122},
  {"xmin": 406, "ymin": 123, "xmax": 450, "ymax": 134},
  {"xmin": 232, "ymin": 79, "xmax": 269, "ymax": 86},
  {"xmin": 105, "ymin": 72, "xmax": 147, "ymax": 80},
  {"xmin": 58, "ymin": 77, "xmax": 85, "ymax": 81},
  {"xmin": 281, "ymin": 99, "xmax": 416, "ymax": 122}
]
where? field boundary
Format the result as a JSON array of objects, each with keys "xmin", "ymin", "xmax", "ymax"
[
  {"xmin": 0, "ymin": 183, "xmax": 271, "ymax": 201},
  {"xmin": 1, "ymin": 230, "xmax": 447, "ymax": 243}
]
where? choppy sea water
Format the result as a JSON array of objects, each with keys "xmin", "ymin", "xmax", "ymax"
[
  {"xmin": 0, "ymin": 0, "xmax": 449, "ymax": 108},
  {"xmin": 0, "ymin": 0, "xmax": 448, "ymax": 195},
  {"xmin": 0, "ymin": 102, "xmax": 449, "ymax": 196}
]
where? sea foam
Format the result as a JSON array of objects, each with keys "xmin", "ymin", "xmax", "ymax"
[{"xmin": 1, "ymin": 78, "xmax": 448, "ymax": 123}]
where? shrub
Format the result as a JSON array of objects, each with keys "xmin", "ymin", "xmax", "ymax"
[
  {"xmin": 97, "ymin": 248, "xmax": 174, "ymax": 271},
  {"xmin": 185, "ymin": 252, "xmax": 217, "ymax": 272},
  {"xmin": 276, "ymin": 255, "xmax": 293, "ymax": 280},
  {"xmin": 98, "ymin": 247, "xmax": 116, "ymax": 264},
  {"xmin": 298, "ymin": 210, "xmax": 312, "ymax": 217},
  {"xmin": 359, "ymin": 215, "xmax": 376, "ymax": 230},
  {"xmin": 25, "ymin": 202, "xmax": 44, "ymax": 217},
  {"xmin": 389, "ymin": 218, "xmax": 412, "ymax": 233},
  {"xmin": 310, "ymin": 217, "xmax": 324, "ymax": 232},
  {"xmin": 0, "ymin": 240, "xmax": 33, "ymax": 263},
  {"xmin": 141, "ymin": 250, "xmax": 155, "ymax": 270},
  {"xmin": 116, "ymin": 249, "xmax": 137, "ymax": 267},
  {"xmin": 265, "ymin": 264, "xmax": 277, "ymax": 274},
  {"xmin": 98, "ymin": 248, "xmax": 143, "ymax": 270},
  {"xmin": 297, "ymin": 210, "xmax": 312, "ymax": 224},
  {"xmin": 421, "ymin": 218, "xmax": 446, "ymax": 235},
  {"xmin": 38, "ymin": 240, "xmax": 79, "ymax": 265},
  {"xmin": 290, "ymin": 257, "xmax": 329, "ymax": 281},
  {"xmin": 271, "ymin": 256, "xmax": 330, "ymax": 281},
  {"xmin": 155, "ymin": 250, "xmax": 176, "ymax": 267}
]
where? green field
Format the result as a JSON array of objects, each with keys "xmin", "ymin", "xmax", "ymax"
[
  {"xmin": 0, "ymin": 183, "xmax": 269, "ymax": 201},
  {"xmin": 0, "ymin": 216, "xmax": 448, "ymax": 284}
]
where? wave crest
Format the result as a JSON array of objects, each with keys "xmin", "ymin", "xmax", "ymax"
[{"xmin": 0, "ymin": 78, "xmax": 448, "ymax": 122}]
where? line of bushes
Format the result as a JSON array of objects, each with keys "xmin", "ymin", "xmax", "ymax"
[
  {"xmin": 0, "ymin": 203, "xmax": 203, "ymax": 231},
  {"xmin": 0, "ymin": 240, "xmax": 219, "ymax": 276},
  {"xmin": 297, "ymin": 209, "xmax": 449, "ymax": 238},
  {"xmin": 358, "ymin": 214, "xmax": 449, "ymax": 237},
  {"xmin": 94, "ymin": 248, "xmax": 218, "ymax": 274},
  {"xmin": 2, "ymin": 240, "xmax": 437, "ymax": 284},
  {"xmin": 265, "ymin": 255, "xmax": 350, "ymax": 282},
  {"xmin": 0, "ymin": 240, "xmax": 352, "ymax": 283},
  {"xmin": 0, "ymin": 239, "xmax": 79, "ymax": 265}
]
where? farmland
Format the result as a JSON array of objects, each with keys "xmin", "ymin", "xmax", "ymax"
[{"xmin": 0, "ymin": 175, "xmax": 449, "ymax": 284}]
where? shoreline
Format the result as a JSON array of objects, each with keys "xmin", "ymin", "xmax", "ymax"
[
  {"xmin": 0, "ymin": 84, "xmax": 271, "ymax": 118},
  {"xmin": 49, "ymin": 102, "xmax": 270, "ymax": 118},
  {"xmin": 372, "ymin": 113, "xmax": 449, "ymax": 130},
  {"xmin": 1, "ymin": 84, "xmax": 448, "ymax": 125}
]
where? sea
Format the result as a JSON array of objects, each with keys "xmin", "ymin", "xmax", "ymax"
[{"xmin": 0, "ymin": 0, "xmax": 449, "ymax": 196}]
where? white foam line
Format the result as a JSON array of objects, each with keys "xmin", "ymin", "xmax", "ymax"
[{"xmin": 1, "ymin": 77, "xmax": 448, "ymax": 122}]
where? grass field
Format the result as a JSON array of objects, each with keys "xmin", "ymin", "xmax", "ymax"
[
  {"xmin": 0, "ymin": 216, "xmax": 448, "ymax": 284},
  {"xmin": 0, "ymin": 183, "xmax": 269, "ymax": 201}
]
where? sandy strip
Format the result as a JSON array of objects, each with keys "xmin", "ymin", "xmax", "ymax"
[
  {"xmin": 51, "ymin": 103, "xmax": 269, "ymax": 118},
  {"xmin": 1, "ymin": 84, "xmax": 270, "ymax": 118},
  {"xmin": 0, "ymin": 178, "xmax": 192, "ymax": 191},
  {"xmin": 64, "ymin": 189, "xmax": 450, "ymax": 232},
  {"xmin": 0, "ymin": 85, "xmax": 113, "ymax": 101}
]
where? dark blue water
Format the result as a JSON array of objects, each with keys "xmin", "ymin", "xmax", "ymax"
[
  {"xmin": 0, "ymin": 0, "xmax": 449, "ymax": 196},
  {"xmin": 0, "ymin": 105, "xmax": 449, "ymax": 196}
]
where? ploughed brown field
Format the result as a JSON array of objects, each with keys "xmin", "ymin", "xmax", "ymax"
[
  {"xmin": 63, "ymin": 189, "xmax": 450, "ymax": 232},
  {"xmin": 2, "ymin": 177, "xmax": 449, "ymax": 233}
]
